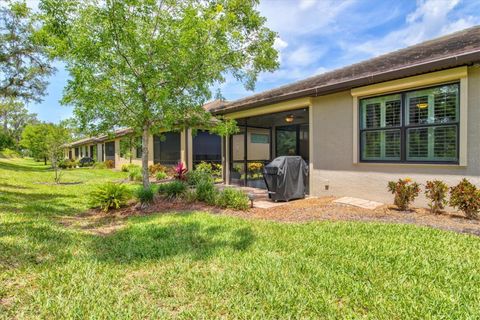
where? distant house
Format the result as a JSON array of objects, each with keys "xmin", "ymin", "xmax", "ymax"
[{"xmin": 66, "ymin": 26, "xmax": 480, "ymax": 203}]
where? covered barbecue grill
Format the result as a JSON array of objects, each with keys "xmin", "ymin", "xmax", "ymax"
[{"xmin": 263, "ymin": 156, "xmax": 308, "ymax": 202}]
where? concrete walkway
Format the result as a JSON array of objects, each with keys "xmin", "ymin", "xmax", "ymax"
[{"xmin": 333, "ymin": 197, "xmax": 383, "ymax": 210}]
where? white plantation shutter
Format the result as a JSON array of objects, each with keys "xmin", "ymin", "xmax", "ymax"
[{"xmin": 360, "ymin": 83, "xmax": 459, "ymax": 163}]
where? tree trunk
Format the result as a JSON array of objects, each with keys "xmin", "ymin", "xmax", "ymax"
[
  {"xmin": 141, "ymin": 125, "xmax": 150, "ymax": 188},
  {"xmin": 2, "ymin": 111, "xmax": 7, "ymax": 133},
  {"xmin": 44, "ymin": 157, "xmax": 47, "ymax": 165}
]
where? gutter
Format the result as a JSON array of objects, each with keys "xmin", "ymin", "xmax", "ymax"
[{"xmin": 213, "ymin": 50, "xmax": 480, "ymax": 115}]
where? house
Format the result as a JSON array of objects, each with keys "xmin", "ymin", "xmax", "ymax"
[
  {"xmin": 64, "ymin": 126, "xmax": 222, "ymax": 170},
  {"xmin": 66, "ymin": 26, "xmax": 480, "ymax": 204}
]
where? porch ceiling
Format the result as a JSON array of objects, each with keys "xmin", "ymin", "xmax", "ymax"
[{"xmin": 237, "ymin": 108, "xmax": 309, "ymax": 128}]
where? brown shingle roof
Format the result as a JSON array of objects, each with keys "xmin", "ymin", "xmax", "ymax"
[
  {"xmin": 67, "ymin": 128, "xmax": 134, "ymax": 147},
  {"xmin": 203, "ymin": 99, "xmax": 227, "ymax": 111},
  {"xmin": 213, "ymin": 25, "xmax": 480, "ymax": 114}
]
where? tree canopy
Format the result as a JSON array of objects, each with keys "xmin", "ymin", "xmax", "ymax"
[
  {"xmin": 0, "ymin": 99, "xmax": 38, "ymax": 147},
  {"xmin": 0, "ymin": 1, "xmax": 54, "ymax": 102},
  {"xmin": 41, "ymin": 0, "xmax": 279, "ymax": 187},
  {"xmin": 20, "ymin": 122, "xmax": 70, "ymax": 166}
]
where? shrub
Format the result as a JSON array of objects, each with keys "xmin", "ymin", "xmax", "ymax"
[
  {"xmin": 89, "ymin": 183, "xmax": 130, "ymax": 212},
  {"xmin": 450, "ymin": 178, "xmax": 480, "ymax": 219},
  {"xmin": 128, "ymin": 166, "xmax": 142, "ymax": 181},
  {"xmin": 60, "ymin": 159, "xmax": 78, "ymax": 169},
  {"xmin": 247, "ymin": 161, "xmax": 263, "ymax": 173},
  {"xmin": 0, "ymin": 148, "xmax": 20, "ymax": 159},
  {"xmin": 173, "ymin": 162, "xmax": 188, "ymax": 180},
  {"xmin": 156, "ymin": 171, "xmax": 168, "ymax": 180},
  {"xmin": 425, "ymin": 180, "xmax": 449, "ymax": 214},
  {"xmin": 186, "ymin": 168, "xmax": 213, "ymax": 186},
  {"xmin": 125, "ymin": 164, "xmax": 140, "ymax": 171},
  {"xmin": 105, "ymin": 160, "xmax": 115, "ymax": 169},
  {"xmin": 387, "ymin": 178, "xmax": 420, "ymax": 211},
  {"xmin": 195, "ymin": 161, "xmax": 222, "ymax": 177},
  {"xmin": 148, "ymin": 163, "xmax": 167, "ymax": 176},
  {"xmin": 196, "ymin": 179, "xmax": 217, "ymax": 205},
  {"xmin": 121, "ymin": 164, "xmax": 130, "ymax": 172},
  {"xmin": 58, "ymin": 159, "xmax": 69, "ymax": 169},
  {"xmin": 158, "ymin": 181, "xmax": 187, "ymax": 199},
  {"xmin": 135, "ymin": 185, "xmax": 155, "ymax": 205},
  {"xmin": 216, "ymin": 188, "xmax": 249, "ymax": 211},
  {"xmin": 183, "ymin": 188, "xmax": 197, "ymax": 203},
  {"xmin": 93, "ymin": 162, "xmax": 107, "ymax": 169}
]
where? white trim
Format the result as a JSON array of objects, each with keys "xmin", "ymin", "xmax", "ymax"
[
  {"xmin": 459, "ymin": 74, "xmax": 468, "ymax": 166},
  {"xmin": 352, "ymin": 98, "xmax": 359, "ymax": 164},
  {"xmin": 308, "ymin": 99, "xmax": 314, "ymax": 193}
]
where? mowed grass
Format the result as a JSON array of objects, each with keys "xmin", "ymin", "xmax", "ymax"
[{"xmin": 1, "ymin": 158, "xmax": 480, "ymax": 319}]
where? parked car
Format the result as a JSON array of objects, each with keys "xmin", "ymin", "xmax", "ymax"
[{"xmin": 79, "ymin": 157, "xmax": 95, "ymax": 167}]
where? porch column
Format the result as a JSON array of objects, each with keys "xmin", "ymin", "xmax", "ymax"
[
  {"xmin": 147, "ymin": 134, "xmax": 154, "ymax": 165},
  {"xmin": 308, "ymin": 102, "xmax": 314, "ymax": 195},
  {"xmin": 185, "ymin": 128, "xmax": 193, "ymax": 170},
  {"xmin": 114, "ymin": 139, "xmax": 121, "ymax": 168},
  {"xmin": 180, "ymin": 129, "xmax": 187, "ymax": 167},
  {"xmin": 96, "ymin": 144, "xmax": 101, "ymax": 162},
  {"xmin": 225, "ymin": 135, "xmax": 230, "ymax": 185}
]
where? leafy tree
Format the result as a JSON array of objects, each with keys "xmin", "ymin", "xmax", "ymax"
[
  {"xmin": 0, "ymin": 99, "xmax": 38, "ymax": 147},
  {"xmin": 41, "ymin": 0, "xmax": 278, "ymax": 187},
  {"xmin": 0, "ymin": 130, "xmax": 15, "ymax": 150},
  {"xmin": 20, "ymin": 122, "xmax": 49, "ymax": 162},
  {"xmin": 0, "ymin": 1, "xmax": 54, "ymax": 102},
  {"xmin": 120, "ymin": 135, "xmax": 141, "ymax": 164},
  {"xmin": 59, "ymin": 117, "xmax": 87, "ymax": 141},
  {"xmin": 20, "ymin": 122, "xmax": 70, "ymax": 180},
  {"xmin": 44, "ymin": 124, "xmax": 69, "ymax": 183}
]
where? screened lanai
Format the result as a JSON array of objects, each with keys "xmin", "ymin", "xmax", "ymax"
[{"xmin": 229, "ymin": 108, "xmax": 309, "ymax": 188}]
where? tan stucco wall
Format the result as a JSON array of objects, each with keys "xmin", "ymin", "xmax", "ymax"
[
  {"xmin": 114, "ymin": 135, "xmax": 155, "ymax": 169},
  {"xmin": 232, "ymin": 128, "xmax": 270, "ymax": 161},
  {"xmin": 309, "ymin": 65, "xmax": 480, "ymax": 206}
]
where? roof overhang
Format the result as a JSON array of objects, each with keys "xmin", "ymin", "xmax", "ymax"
[{"xmin": 213, "ymin": 50, "xmax": 480, "ymax": 115}]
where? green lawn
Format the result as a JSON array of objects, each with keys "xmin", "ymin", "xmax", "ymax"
[{"xmin": 1, "ymin": 158, "xmax": 480, "ymax": 319}]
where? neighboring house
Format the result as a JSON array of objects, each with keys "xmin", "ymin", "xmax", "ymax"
[
  {"xmin": 66, "ymin": 26, "xmax": 480, "ymax": 204},
  {"xmin": 64, "ymin": 100, "xmax": 223, "ymax": 170}
]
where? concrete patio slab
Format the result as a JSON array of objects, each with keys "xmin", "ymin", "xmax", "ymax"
[
  {"xmin": 254, "ymin": 200, "xmax": 286, "ymax": 209},
  {"xmin": 334, "ymin": 197, "xmax": 383, "ymax": 210}
]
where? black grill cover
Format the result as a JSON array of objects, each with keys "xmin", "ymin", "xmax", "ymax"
[{"xmin": 263, "ymin": 156, "xmax": 308, "ymax": 201}]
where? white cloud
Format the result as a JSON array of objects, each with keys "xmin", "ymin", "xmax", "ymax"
[
  {"xmin": 273, "ymin": 37, "xmax": 288, "ymax": 51},
  {"xmin": 286, "ymin": 46, "xmax": 318, "ymax": 67},
  {"xmin": 258, "ymin": 0, "xmax": 357, "ymax": 37},
  {"xmin": 351, "ymin": 0, "xmax": 480, "ymax": 57},
  {"xmin": 299, "ymin": 0, "xmax": 317, "ymax": 10},
  {"xmin": 273, "ymin": 37, "xmax": 288, "ymax": 63}
]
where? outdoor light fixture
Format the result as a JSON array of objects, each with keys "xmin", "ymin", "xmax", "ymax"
[
  {"xmin": 417, "ymin": 103, "xmax": 428, "ymax": 109},
  {"xmin": 247, "ymin": 193, "xmax": 255, "ymax": 208},
  {"xmin": 285, "ymin": 114, "xmax": 294, "ymax": 123}
]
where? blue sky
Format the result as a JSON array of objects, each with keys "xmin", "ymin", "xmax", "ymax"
[{"xmin": 25, "ymin": 0, "xmax": 480, "ymax": 123}]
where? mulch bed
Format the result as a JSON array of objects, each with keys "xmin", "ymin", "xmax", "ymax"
[
  {"xmin": 62, "ymin": 196, "xmax": 480, "ymax": 237},
  {"xmin": 232, "ymin": 197, "xmax": 480, "ymax": 236}
]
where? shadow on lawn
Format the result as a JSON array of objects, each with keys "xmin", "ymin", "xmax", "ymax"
[
  {"xmin": 0, "ymin": 219, "xmax": 78, "ymax": 270},
  {"xmin": 1, "ymin": 211, "xmax": 255, "ymax": 271},
  {"xmin": 0, "ymin": 160, "xmax": 48, "ymax": 172},
  {"xmin": 91, "ymin": 216, "xmax": 256, "ymax": 263},
  {"xmin": 0, "ymin": 182, "xmax": 31, "ymax": 189},
  {"xmin": 0, "ymin": 189, "xmax": 79, "ymax": 216}
]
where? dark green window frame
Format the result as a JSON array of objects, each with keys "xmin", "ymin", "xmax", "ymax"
[{"xmin": 359, "ymin": 83, "xmax": 460, "ymax": 164}]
